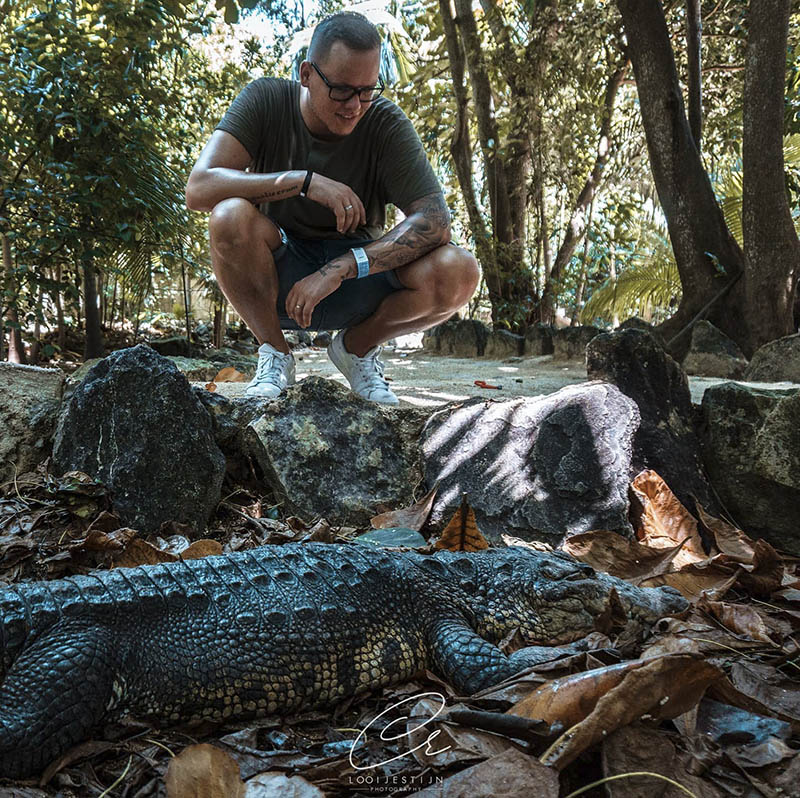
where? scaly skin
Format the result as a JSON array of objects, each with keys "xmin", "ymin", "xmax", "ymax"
[{"xmin": 0, "ymin": 543, "xmax": 687, "ymax": 778}]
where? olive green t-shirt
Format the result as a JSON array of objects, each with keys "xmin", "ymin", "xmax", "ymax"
[{"xmin": 215, "ymin": 78, "xmax": 441, "ymax": 241}]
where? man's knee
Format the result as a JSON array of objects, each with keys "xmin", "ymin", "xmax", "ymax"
[
  {"xmin": 430, "ymin": 245, "xmax": 480, "ymax": 307},
  {"xmin": 209, "ymin": 198, "xmax": 281, "ymax": 254}
]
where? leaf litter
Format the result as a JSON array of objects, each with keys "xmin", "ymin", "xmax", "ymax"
[{"xmin": 0, "ymin": 468, "xmax": 798, "ymax": 796}]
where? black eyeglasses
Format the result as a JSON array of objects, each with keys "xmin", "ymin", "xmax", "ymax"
[{"xmin": 310, "ymin": 62, "xmax": 385, "ymax": 103}]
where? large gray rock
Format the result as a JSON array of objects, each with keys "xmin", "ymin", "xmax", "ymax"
[
  {"xmin": 525, "ymin": 324, "xmax": 555, "ymax": 355},
  {"xmin": 0, "ymin": 363, "xmax": 64, "ymax": 482},
  {"xmin": 422, "ymin": 383, "xmax": 640, "ymax": 545},
  {"xmin": 484, "ymin": 330, "xmax": 524, "ymax": 358},
  {"xmin": 247, "ymin": 377, "xmax": 425, "ymax": 525},
  {"xmin": 682, "ymin": 320, "xmax": 748, "ymax": 379},
  {"xmin": 148, "ymin": 336, "xmax": 192, "ymax": 357},
  {"xmin": 422, "ymin": 319, "xmax": 490, "ymax": 357},
  {"xmin": 700, "ymin": 383, "xmax": 800, "ymax": 554},
  {"xmin": 52, "ymin": 345, "xmax": 225, "ymax": 535},
  {"xmin": 744, "ymin": 333, "xmax": 800, "ymax": 383},
  {"xmin": 587, "ymin": 329, "xmax": 715, "ymax": 515},
  {"xmin": 553, "ymin": 325, "xmax": 603, "ymax": 360}
]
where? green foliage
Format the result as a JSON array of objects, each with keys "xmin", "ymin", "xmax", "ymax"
[{"xmin": 580, "ymin": 220, "xmax": 681, "ymax": 324}]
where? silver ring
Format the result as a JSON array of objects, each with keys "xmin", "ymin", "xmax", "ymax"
[
  {"xmin": 295, "ymin": 305, "xmax": 301, "ymax": 309},
  {"xmin": 344, "ymin": 204, "xmax": 353, "ymax": 210}
]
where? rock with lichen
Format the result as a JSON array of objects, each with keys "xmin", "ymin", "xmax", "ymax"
[{"xmin": 246, "ymin": 377, "xmax": 425, "ymax": 524}]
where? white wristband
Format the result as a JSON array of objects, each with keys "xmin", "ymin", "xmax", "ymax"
[{"xmin": 351, "ymin": 247, "xmax": 370, "ymax": 279}]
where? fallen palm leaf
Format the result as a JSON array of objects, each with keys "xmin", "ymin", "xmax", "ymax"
[
  {"xmin": 631, "ymin": 471, "xmax": 706, "ymax": 566},
  {"xmin": 435, "ymin": 495, "xmax": 488, "ymax": 551},
  {"xmin": 536, "ymin": 654, "xmax": 721, "ymax": 770},
  {"xmin": 562, "ymin": 530, "xmax": 687, "ymax": 582},
  {"xmin": 370, "ymin": 483, "xmax": 438, "ymax": 531},
  {"xmin": 165, "ymin": 743, "xmax": 245, "ymax": 798}
]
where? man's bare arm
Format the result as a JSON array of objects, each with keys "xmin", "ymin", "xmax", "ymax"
[
  {"xmin": 185, "ymin": 131, "xmax": 304, "ymax": 212},
  {"xmin": 185, "ymin": 131, "xmax": 365, "ymax": 231},
  {"xmin": 318, "ymin": 192, "xmax": 451, "ymax": 281}
]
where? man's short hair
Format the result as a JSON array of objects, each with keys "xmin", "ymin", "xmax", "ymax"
[{"xmin": 307, "ymin": 12, "xmax": 381, "ymax": 63}]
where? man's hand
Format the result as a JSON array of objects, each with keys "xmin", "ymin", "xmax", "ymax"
[
  {"xmin": 305, "ymin": 173, "xmax": 366, "ymax": 234},
  {"xmin": 286, "ymin": 267, "xmax": 344, "ymax": 328}
]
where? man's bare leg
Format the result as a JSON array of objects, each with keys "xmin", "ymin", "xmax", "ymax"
[
  {"xmin": 343, "ymin": 244, "xmax": 480, "ymax": 357},
  {"xmin": 208, "ymin": 198, "xmax": 290, "ymax": 354}
]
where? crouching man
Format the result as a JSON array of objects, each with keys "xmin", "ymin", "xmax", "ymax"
[{"xmin": 185, "ymin": 11, "xmax": 479, "ymax": 404}]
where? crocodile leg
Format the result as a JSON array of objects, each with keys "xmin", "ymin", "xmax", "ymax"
[
  {"xmin": 0, "ymin": 621, "xmax": 118, "ymax": 779},
  {"xmin": 426, "ymin": 618, "xmax": 533, "ymax": 695}
]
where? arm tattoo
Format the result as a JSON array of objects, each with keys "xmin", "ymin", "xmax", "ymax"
[
  {"xmin": 318, "ymin": 191, "xmax": 451, "ymax": 280},
  {"xmin": 248, "ymin": 185, "xmax": 297, "ymax": 204}
]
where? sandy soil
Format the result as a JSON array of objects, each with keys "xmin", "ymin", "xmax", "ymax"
[{"xmin": 200, "ymin": 338, "xmax": 800, "ymax": 408}]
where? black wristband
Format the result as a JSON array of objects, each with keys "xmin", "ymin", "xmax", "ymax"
[{"xmin": 299, "ymin": 170, "xmax": 313, "ymax": 198}]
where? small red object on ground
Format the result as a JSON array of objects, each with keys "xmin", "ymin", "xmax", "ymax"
[{"xmin": 474, "ymin": 380, "xmax": 502, "ymax": 390}]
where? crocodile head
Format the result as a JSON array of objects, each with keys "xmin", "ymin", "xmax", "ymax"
[{"xmin": 433, "ymin": 546, "xmax": 689, "ymax": 646}]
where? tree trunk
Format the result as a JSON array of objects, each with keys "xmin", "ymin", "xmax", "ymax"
[
  {"xmin": 54, "ymin": 264, "xmax": 66, "ymax": 352},
  {"xmin": 438, "ymin": 0, "xmax": 495, "ymax": 276},
  {"xmin": 616, "ymin": 0, "xmax": 744, "ymax": 357},
  {"xmin": 2, "ymin": 233, "xmax": 27, "ymax": 364},
  {"xmin": 571, "ymin": 197, "xmax": 595, "ymax": 325},
  {"xmin": 453, "ymin": 0, "xmax": 535, "ymax": 331},
  {"xmin": 741, "ymin": 0, "xmax": 800, "ymax": 356},
  {"xmin": 549, "ymin": 60, "xmax": 627, "ymax": 297},
  {"xmin": 82, "ymin": 252, "xmax": 105, "ymax": 360},
  {"xmin": 685, "ymin": 0, "xmax": 702, "ymax": 150}
]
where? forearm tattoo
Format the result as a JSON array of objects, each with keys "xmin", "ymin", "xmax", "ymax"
[
  {"xmin": 248, "ymin": 185, "xmax": 298, "ymax": 204},
  {"xmin": 321, "ymin": 192, "xmax": 451, "ymax": 280}
]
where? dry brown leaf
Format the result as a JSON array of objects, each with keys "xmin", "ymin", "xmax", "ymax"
[
  {"xmin": 435, "ymin": 495, "xmax": 488, "ymax": 551},
  {"xmin": 729, "ymin": 663, "xmax": 800, "ymax": 725},
  {"xmin": 244, "ymin": 772, "xmax": 325, "ymax": 797},
  {"xmin": 602, "ymin": 725, "xmax": 725, "ymax": 798},
  {"xmin": 370, "ymin": 484, "xmax": 438, "ymax": 531},
  {"xmin": 737, "ymin": 539, "xmax": 785, "ymax": 597},
  {"xmin": 112, "ymin": 537, "xmax": 221, "ymax": 568},
  {"xmin": 537, "ymin": 654, "xmax": 721, "ymax": 770},
  {"xmin": 113, "ymin": 538, "xmax": 177, "ymax": 567},
  {"xmin": 641, "ymin": 615, "xmax": 768, "ymax": 659},
  {"xmin": 641, "ymin": 562, "xmax": 740, "ymax": 601},
  {"xmin": 165, "ymin": 743, "xmax": 245, "ymax": 798},
  {"xmin": 70, "ymin": 527, "xmax": 137, "ymax": 553},
  {"xmin": 182, "ymin": 539, "xmax": 224, "ymax": 559},
  {"xmin": 409, "ymin": 747, "xmax": 559, "ymax": 798},
  {"xmin": 698, "ymin": 598, "xmax": 779, "ymax": 645},
  {"xmin": 562, "ymin": 530, "xmax": 686, "ymax": 582},
  {"xmin": 205, "ymin": 382, "xmax": 217, "ymax": 392},
  {"xmin": 631, "ymin": 470, "xmax": 706, "ymax": 566},
  {"xmin": 508, "ymin": 659, "xmax": 644, "ymax": 728},
  {"xmin": 710, "ymin": 675, "xmax": 800, "ymax": 732},
  {"xmin": 214, "ymin": 367, "xmax": 248, "ymax": 383},
  {"xmin": 696, "ymin": 503, "xmax": 756, "ymax": 562}
]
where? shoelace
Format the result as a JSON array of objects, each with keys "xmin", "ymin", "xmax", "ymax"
[
  {"xmin": 354, "ymin": 350, "xmax": 390, "ymax": 392},
  {"xmin": 254, "ymin": 352, "xmax": 289, "ymax": 385}
]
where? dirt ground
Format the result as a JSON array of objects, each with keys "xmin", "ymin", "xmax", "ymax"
[{"xmin": 202, "ymin": 337, "xmax": 799, "ymax": 407}]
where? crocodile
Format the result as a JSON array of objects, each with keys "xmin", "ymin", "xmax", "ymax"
[{"xmin": 0, "ymin": 542, "xmax": 687, "ymax": 778}]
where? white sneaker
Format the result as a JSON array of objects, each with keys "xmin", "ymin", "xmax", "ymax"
[
  {"xmin": 327, "ymin": 331, "xmax": 399, "ymax": 405},
  {"xmin": 245, "ymin": 343, "xmax": 295, "ymax": 398}
]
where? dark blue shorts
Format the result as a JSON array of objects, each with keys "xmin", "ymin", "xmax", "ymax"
[{"xmin": 272, "ymin": 231, "xmax": 404, "ymax": 332}]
